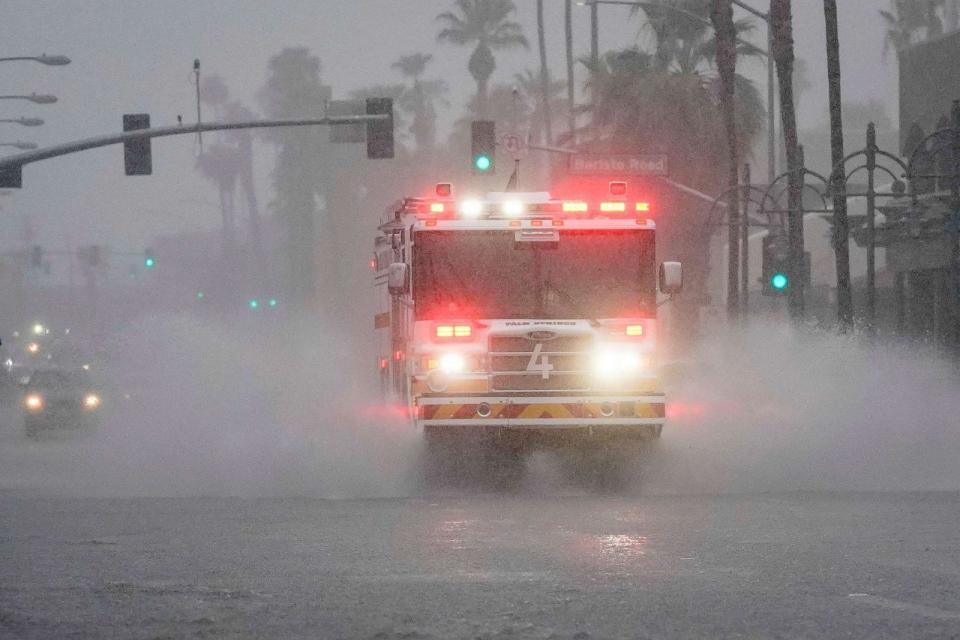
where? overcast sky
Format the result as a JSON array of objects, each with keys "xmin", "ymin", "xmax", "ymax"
[{"xmin": 0, "ymin": 1, "xmax": 895, "ymax": 255}]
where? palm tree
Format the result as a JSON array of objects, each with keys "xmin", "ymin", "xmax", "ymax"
[
  {"xmin": 536, "ymin": 0, "xmax": 553, "ymax": 146},
  {"xmin": 436, "ymin": 0, "xmax": 528, "ymax": 117},
  {"xmin": 392, "ymin": 53, "xmax": 449, "ymax": 153},
  {"xmin": 711, "ymin": 0, "xmax": 740, "ymax": 316},
  {"xmin": 632, "ymin": 0, "xmax": 763, "ymax": 74},
  {"xmin": 565, "ymin": 0, "xmax": 576, "ymax": 141},
  {"xmin": 514, "ymin": 69, "xmax": 566, "ymax": 146},
  {"xmin": 824, "ymin": 0, "xmax": 852, "ymax": 331},
  {"xmin": 771, "ymin": 0, "xmax": 804, "ymax": 318},
  {"xmin": 879, "ymin": 0, "xmax": 944, "ymax": 57},
  {"xmin": 258, "ymin": 47, "xmax": 328, "ymax": 305}
]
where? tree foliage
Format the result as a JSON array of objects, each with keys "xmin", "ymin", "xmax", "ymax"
[{"xmin": 436, "ymin": 0, "xmax": 528, "ymax": 116}]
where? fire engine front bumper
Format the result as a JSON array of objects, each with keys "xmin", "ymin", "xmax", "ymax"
[{"xmin": 416, "ymin": 394, "xmax": 665, "ymax": 433}]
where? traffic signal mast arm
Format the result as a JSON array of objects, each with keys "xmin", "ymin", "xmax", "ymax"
[{"xmin": 0, "ymin": 115, "xmax": 388, "ymax": 172}]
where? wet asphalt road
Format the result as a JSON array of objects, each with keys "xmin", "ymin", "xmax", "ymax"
[{"xmin": 3, "ymin": 491, "xmax": 960, "ymax": 639}]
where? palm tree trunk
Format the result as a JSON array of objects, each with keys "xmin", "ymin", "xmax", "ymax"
[
  {"xmin": 823, "ymin": 0, "xmax": 852, "ymax": 331},
  {"xmin": 565, "ymin": 0, "xmax": 576, "ymax": 143},
  {"xmin": 771, "ymin": 0, "xmax": 805, "ymax": 319},
  {"xmin": 537, "ymin": 0, "xmax": 554, "ymax": 146},
  {"xmin": 711, "ymin": 0, "xmax": 740, "ymax": 318}
]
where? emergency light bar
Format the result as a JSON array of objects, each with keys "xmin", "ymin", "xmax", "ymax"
[{"xmin": 397, "ymin": 197, "xmax": 653, "ymax": 219}]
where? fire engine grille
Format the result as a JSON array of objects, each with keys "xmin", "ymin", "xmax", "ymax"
[{"xmin": 489, "ymin": 334, "xmax": 593, "ymax": 391}]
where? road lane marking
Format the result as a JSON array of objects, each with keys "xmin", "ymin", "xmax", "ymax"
[{"xmin": 848, "ymin": 594, "xmax": 960, "ymax": 621}]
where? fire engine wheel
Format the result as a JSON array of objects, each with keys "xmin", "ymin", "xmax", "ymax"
[{"xmin": 421, "ymin": 426, "xmax": 526, "ymax": 491}]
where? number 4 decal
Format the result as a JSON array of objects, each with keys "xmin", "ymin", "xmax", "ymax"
[{"xmin": 526, "ymin": 343, "xmax": 554, "ymax": 379}]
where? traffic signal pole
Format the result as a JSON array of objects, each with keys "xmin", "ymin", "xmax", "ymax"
[{"xmin": 0, "ymin": 114, "xmax": 390, "ymax": 184}]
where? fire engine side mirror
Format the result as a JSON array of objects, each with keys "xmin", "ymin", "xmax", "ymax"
[
  {"xmin": 387, "ymin": 262, "xmax": 409, "ymax": 296},
  {"xmin": 659, "ymin": 261, "xmax": 683, "ymax": 295}
]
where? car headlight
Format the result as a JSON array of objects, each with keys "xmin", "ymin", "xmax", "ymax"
[
  {"xmin": 24, "ymin": 393, "xmax": 43, "ymax": 411},
  {"xmin": 83, "ymin": 393, "xmax": 101, "ymax": 410}
]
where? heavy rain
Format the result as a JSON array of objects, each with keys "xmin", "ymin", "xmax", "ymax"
[{"xmin": 1, "ymin": 2, "xmax": 960, "ymax": 638}]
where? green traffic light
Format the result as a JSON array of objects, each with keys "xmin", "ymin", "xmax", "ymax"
[
  {"xmin": 248, "ymin": 299, "xmax": 259, "ymax": 309},
  {"xmin": 268, "ymin": 298, "xmax": 278, "ymax": 307},
  {"xmin": 771, "ymin": 272, "xmax": 789, "ymax": 290},
  {"xmin": 144, "ymin": 257, "xmax": 155, "ymax": 269},
  {"xmin": 196, "ymin": 291, "xmax": 205, "ymax": 300},
  {"xmin": 474, "ymin": 154, "xmax": 492, "ymax": 172}
]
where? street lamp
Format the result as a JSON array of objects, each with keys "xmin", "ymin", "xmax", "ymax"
[
  {"xmin": 0, "ymin": 117, "xmax": 43, "ymax": 127},
  {"xmin": 0, "ymin": 93, "xmax": 57, "ymax": 104},
  {"xmin": 0, "ymin": 54, "xmax": 71, "ymax": 66},
  {"xmin": 0, "ymin": 142, "xmax": 38, "ymax": 150},
  {"xmin": 579, "ymin": 0, "xmax": 776, "ymax": 183}
]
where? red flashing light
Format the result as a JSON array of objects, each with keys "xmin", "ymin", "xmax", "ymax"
[
  {"xmin": 435, "ymin": 183, "xmax": 452, "ymax": 197},
  {"xmin": 609, "ymin": 181, "xmax": 627, "ymax": 197},
  {"xmin": 369, "ymin": 258, "xmax": 376, "ymax": 270},
  {"xmin": 435, "ymin": 324, "xmax": 472, "ymax": 339}
]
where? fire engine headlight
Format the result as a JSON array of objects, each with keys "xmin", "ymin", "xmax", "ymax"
[
  {"xmin": 24, "ymin": 393, "xmax": 43, "ymax": 412},
  {"xmin": 83, "ymin": 393, "xmax": 101, "ymax": 410},
  {"xmin": 592, "ymin": 348, "xmax": 648, "ymax": 378},
  {"xmin": 438, "ymin": 353, "xmax": 466, "ymax": 374}
]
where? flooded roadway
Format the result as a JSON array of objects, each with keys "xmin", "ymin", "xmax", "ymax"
[{"xmin": 3, "ymin": 491, "xmax": 960, "ymax": 639}]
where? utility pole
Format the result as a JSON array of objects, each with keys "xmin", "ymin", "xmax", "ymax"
[{"xmin": 824, "ymin": 0, "xmax": 852, "ymax": 331}]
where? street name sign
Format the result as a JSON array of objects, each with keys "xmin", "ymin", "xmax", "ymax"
[{"xmin": 568, "ymin": 153, "xmax": 669, "ymax": 176}]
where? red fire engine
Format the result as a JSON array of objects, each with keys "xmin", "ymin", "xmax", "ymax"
[{"xmin": 373, "ymin": 182, "xmax": 682, "ymax": 458}]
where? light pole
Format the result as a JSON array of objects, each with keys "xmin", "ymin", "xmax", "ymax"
[
  {"xmin": 0, "ymin": 94, "xmax": 57, "ymax": 104},
  {"xmin": 0, "ymin": 117, "xmax": 43, "ymax": 127},
  {"xmin": 0, "ymin": 142, "xmax": 38, "ymax": 150},
  {"xmin": 0, "ymin": 54, "xmax": 70, "ymax": 66},
  {"xmin": 579, "ymin": 0, "xmax": 775, "ymax": 183}
]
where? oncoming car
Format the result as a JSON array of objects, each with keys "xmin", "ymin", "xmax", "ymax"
[{"xmin": 21, "ymin": 367, "xmax": 103, "ymax": 438}]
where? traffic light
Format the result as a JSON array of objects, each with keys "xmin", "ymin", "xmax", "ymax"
[
  {"xmin": 365, "ymin": 98, "xmax": 394, "ymax": 159},
  {"xmin": 762, "ymin": 234, "xmax": 790, "ymax": 296},
  {"xmin": 248, "ymin": 298, "xmax": 259, "ymax": 310},
  {"xmin": 0, "ymin": 165, "xmax": 22, "ymax": 189},
  {"xmin": 144, "ymin": 248, "xmax": 155, "ymax": 269},
  {"xmin": 471, "ymin": 120, "xmax": 495, "ymax": 174},
  {"xmin": 762, "ymin": 234, "xmax": 811, "ymax": 295},
  {"xmin": 123, "ymin": 113, "xmax": 152, "ymax": 176}
]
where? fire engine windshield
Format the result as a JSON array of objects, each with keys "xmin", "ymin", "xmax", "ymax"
[{"xmin": 413, "ymin": 229, "xmax": 656, "ymax": 320}]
